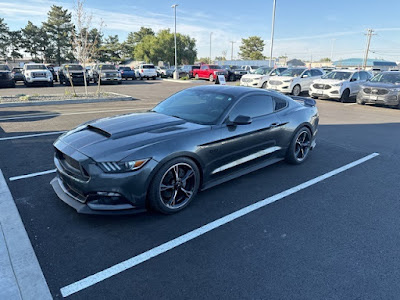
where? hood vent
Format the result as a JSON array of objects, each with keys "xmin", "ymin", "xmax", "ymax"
[{"xmin": 86, "ymin": 125, "xmax": 112, "ymax": 138}]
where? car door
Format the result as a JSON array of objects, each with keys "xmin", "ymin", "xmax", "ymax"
[
  {"xmin": 349, "ymin": 72, "xmax": 361, "ymax": 95},
  {"xmin": 200, "ymin": 65, "xmax": 208, "ymax": 78},
  {"xmin": 309, "ymin": 69, "xmax": 323, "ymax": 90},
  {"xmin": 208, "ymin": 94, "xmax": 282, "ymax": 179},
  {"xmin": 300, "ymin": 70, "xmax": 312, "ymax": 90}
]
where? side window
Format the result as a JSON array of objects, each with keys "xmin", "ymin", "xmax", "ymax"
[
  {"xmin": 273, "ymin": 97, "xmax": 288, "ymax": 111},
  {"xmin": 229, "ymin": 95, "xmax": 274, "ymax": 120},
  {"xmin": 311, "ymin": 69, "xmax": 323, "ymax": 76},
  {"xmin": 351, "ymin": 72, "xmax": 360, "ymax": 81},
  {"xmin": 302, "ymin": 70, "xmax": 312, "ymax": 77},
  {"xmin": 270, "ymin": 70, "xmax": 277, "ymax": 76},
  {"xmin": 359, "ymin": 72, "xmax": 369, "ymax": 80},
  {"xmin": 201, "ymin": 65, "xmax": 208, "ymax": 70}
]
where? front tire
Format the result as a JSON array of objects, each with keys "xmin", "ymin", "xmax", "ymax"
[
  {"xmin": 148, "ymin": 157, "xmax": 200, "ymax": 214},
  {"xmin": 261, "ymin": 81, "xmax": 267, "ymax": 89},
  {"xmin": 195, "ymin": 74, "xmax": 199, "ymax": 80},
  {"xmin": 340, "ymin": 89, "xmax": 350, "ymax": 103},
  {"xmin": 286, "ymin": 127, "xmax": 312, "ymax": 165},
  {"xmin": 292, "ymin": 84, "xmax": 301, "ymax": 96},
  {"xmin": 209, "ymin": 74, "xmax": 214, "ymax": 82}
]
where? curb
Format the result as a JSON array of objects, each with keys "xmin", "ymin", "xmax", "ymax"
[
  {"xmin": 0, "ymin": 169, "xmax": 52, "ymax": 300},
  {"xmin": 0, "ymin": 94, "xmax": 135, "ymax": 108}
]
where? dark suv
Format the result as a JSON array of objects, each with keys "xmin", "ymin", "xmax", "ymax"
[
  {"xmin": 0, "ymin": 64, "xmax": 15, "ymax": 88},
  {"xmin": 180, "ymin": 65, "xmax": 200, "ymax": 78},
  {"xmin": 11, "ymin": 67, "xmax": 24, "ymax": 82},
  {"xmin": 58, "ymin": 64, "xmax": 89, "ymax": 86}
]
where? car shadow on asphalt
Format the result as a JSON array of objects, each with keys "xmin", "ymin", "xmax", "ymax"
[{"xmin": 0, "ymin": 111, "xmax": 60, "ymax": 123}]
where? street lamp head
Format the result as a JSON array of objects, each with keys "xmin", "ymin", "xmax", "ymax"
[{"xmin": 171, "ymin": 4, "xmax": 178, "ymax": 8}]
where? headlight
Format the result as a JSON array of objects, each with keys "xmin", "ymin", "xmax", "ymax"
[
  {"xmin": 332, "ymin": 82, "xmax": 343, "ymax": 86},
  {"xmin": 101, "ymin": 72, "xmax": 107, "ymax": 77},
  {"xmin": 283, "ymin": 79, "xmax": 292, "ymax": 83},
  {"xmin": 98, "ymin": 159, "xmax": 150, "ymax": 173}
]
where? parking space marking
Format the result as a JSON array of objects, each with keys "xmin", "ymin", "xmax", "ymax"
[
  {"xmin": 9, "ymin": 169, "xmax": 56, "ymax": 182},
  {"xmin": 60, "ymin": 152, "xmax": 379, "ymax": 298},
  {"xmin": 0, "ymin": 131, "xmax": 66, "ymax": 141},
  {"xmin": 0, "ymin": 108, "xmax": 149, "ymax": 122},
  {"xmin": 344, "ymin": 103, "xmax": 357, "ymax": 106}
]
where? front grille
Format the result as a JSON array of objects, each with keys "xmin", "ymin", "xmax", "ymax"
[
  {"xmin": 71, "ymin": 73, "xmax": 84, "ymax": 78},
  {"xmin": 55, "ymin": 149, "xmax": 89, "ymax": 181},
  {"xmin": 313, "ymin": 84, "xmax": 332, "ymax": 90},
  {"xmin": 269, "ymin": 80, "xmax": 282, "ymax": 85},
  {"xmin": 375, "ymin": 89, "xmax": 388, "ymax": 95},
  {"xmin": 242, "ymin": 78, "xmax": 252, "ymax": 82},
  {"xmin": 32, "ymin": 72, "xmax": 46, "ymax": 78},
  {"xmin": 61, "ymin": 179, "xmax": 86, "ymax": 203},
  {"xmin": 106, "ymin": 73, "xmax": 117, "ymax": 78}
]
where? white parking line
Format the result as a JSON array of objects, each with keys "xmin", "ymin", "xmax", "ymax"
[
  {"xmin": 60, "ymin": 152, "xmax": 379, "ymax": 298},
  {"xmin": 0, "ymin": 107, "xmax": 149, "ymax": 122},
  {"xmin": 0, "ymin": 131, "xmax": 66, "ymax": 141},
  {"xmin": 344, "ymin": 103, "xmax": 357, "ymax": 106},
  {"xmin": 9, "ymin": 169, "xmax": 56, "ymax": 182}
]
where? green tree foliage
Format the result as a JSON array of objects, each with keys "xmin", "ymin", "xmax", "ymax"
[
  {"xmin": 132, "ymin": 27, "xmax": 155, "ymax": 44},
  {"xmin": 0, "ymin": 18, "xmax": 9, "ymax": 60},
  {"xmin": 320, "ymin": 57, "xmax": 331, "ymax": 62},
  {"xmin": 134, "ymin": 29, "xmax": 197, "ymax": 65},
  {"xmin": 98, "ymin": 35, "xmax": 122, "ymax": 63},
  {"xmin": 239, "ymin": 36, "xmax": 265, "ymax": 60},
  {"xmin": 8, "ymin": 30, "xmax": 23, "ymax": 61},
  {"xmin": 197, "ymin": 57, "xmax": 210, "ymax": 64},
  {"xmin": 43, "ymin": 5, "xmax": 74, "ymax": 65},
  {"xmin": 21, "ymin": 21, "xmax": 54, "ymax": 63}
]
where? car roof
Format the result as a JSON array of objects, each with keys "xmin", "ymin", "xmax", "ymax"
[{"xmin": 184, "ymin": 85, "xmax": 282, "ymax": 98}]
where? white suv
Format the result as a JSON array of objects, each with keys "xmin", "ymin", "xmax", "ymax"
[
  {"xmin": 240, "ymin": 67, "xmax": 287, "ymax": 88},
  {"xmin": 309, "ymin": 69, "xmax": 372, "ymax": 102},
  {"xmin": 267, "ymin": 67, "xmax": 324, "ymax": 96},
  {"xmin": 23, "ymin": 63, "xmax": 53, "ymax": 87},
  {"xmin": 136, "ymin": 64, "xmax": 157, "ymax": 80}
]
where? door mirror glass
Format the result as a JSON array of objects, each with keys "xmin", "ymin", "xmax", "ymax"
[
  {"xmin": 231, "ymin": 115, "xmax": 252, "ymax": 125},
  {"xmin": 350, "ymin": 78, "xmax": 357, "ymax": 82},
  {"xmin": 302, "ymin": 74, "xmax": 308, "ymax": 78}
]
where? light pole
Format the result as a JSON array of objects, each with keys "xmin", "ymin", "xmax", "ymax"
[
  {"xmin": 172, "ymin": 4, "xmax": 179, "ymax": 79},
  {"xmin": 269, "ymin": 0, "xmax": 277, "ymax": 67},
  {"xmin": 209, "ymin": 32, "xmax": 213, "ymax": 64}
]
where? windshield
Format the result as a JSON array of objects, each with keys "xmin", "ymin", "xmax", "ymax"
[
  {"xmin": 322, "ymin": 71, "xmax": 352, "ymax": 80},
  {"xmin": 0, "ymin": 65, "xmax": 10, "ymax": 71},
  {"xmin": 142, "ymin": 65, "xmax": 155, "ymax": 69},
  {"xmin": 254, "ymin": 67, "xmax": 272, "ymax": 75},
  {"xmin": 12, "ymin": 68, "xmax": 22, "ymax": 72},
  {"xmin": 251, "ymin": 66, "xmax": 259, "ymax": 69},
  {"xmin": 66, "ymin": 65, "xmax": 83, "ymax": 71},
  {"xmin": 152, "ymin": 89, "xmax": 235, "ymax": 125},
  {"xmin": 26, "ymin": 65, "xmax": 46, "ymax": 70},
  {"xmin": 100, "ymin": 65, "xmax": 116, "ymax": 70},
  {"xmin": 280, "ymin": 68, "xmax": 306, "ymax": 77},
  {"xmin": 370, "ymin": 72, "xmax": 400, "ymax": 84},
  {"xmin": 209, "ymin": 65, "xmax": 222, "ymax": 70},
  {"xmin": 119, "ymin": 67, "xmax": 131, "ymax": 71}
]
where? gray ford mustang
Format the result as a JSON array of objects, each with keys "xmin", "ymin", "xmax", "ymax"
[{"xmin": 51, "ymin": 86, "xmax": 319, "ymax": 214}]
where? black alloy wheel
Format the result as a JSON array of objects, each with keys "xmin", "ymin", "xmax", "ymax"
[
  {"xmin": 149, "ymin": 158, "xmax": 200, "ymax": 214},
  {"xmin": 286, "ymin": 127, "xmax": 312, "ymax": 164}
]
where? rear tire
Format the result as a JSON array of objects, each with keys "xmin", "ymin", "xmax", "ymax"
[
  {"xmin": 48, "ymin": 81, "xmax": 53, "ymax": 87},
  {"xmin": 195, "ymin": 74, "xmax": 199, "ymax": 80},
  {"xmin": 229, "ymin": 74, "xmax": 235, "ymax": 82},
  {"xmin": 286, "ymin": 127, "xmax": 312, "ymax": 165},
  {"xmin": 209, "ymin": 74, "xmax": 214, "ymax": 82},
  {"xmin": 148, "ymin": 157, "xmax": 200, "ymax": 214},
  {"xmin": 153, "ymin": 76, "xmax": 156, "ymax": 80}
]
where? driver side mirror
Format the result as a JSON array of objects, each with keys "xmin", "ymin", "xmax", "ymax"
[
  {"xmin": 228, "ymin": 115, "xmax": 252, "ymax": 126},
  {"xmin": 350, "ymin": 78, "xmax": 357, "ymax": 82},
  {"xmin": 302, "ymin": 74, "xmax": 309, "ymax": 78}
]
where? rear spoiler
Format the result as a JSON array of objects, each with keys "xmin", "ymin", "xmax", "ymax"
[{"xmin": 292, "ymin": 96, "xmax": 316, "ymax": 107}]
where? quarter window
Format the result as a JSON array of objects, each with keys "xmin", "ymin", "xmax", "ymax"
[
  {"xmin": 273, "ymin": 97, "xmax": 288, "ymax": 111},
  {"xmin": 229, "ymin": 95, "xmax": 274, "ymax": 120}
]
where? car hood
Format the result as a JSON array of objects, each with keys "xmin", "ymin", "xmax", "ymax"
[
  {"xmin": 241, "ymin": 74, "xmax": 268, "ymax": 80},
  {"xmin": 312, "ymin": 78, "xmax": 346, "ymax": 85},
  {"xmin": 361, "ymin": 81, "xmax": 400, "ymax": 89},
  {"xmin": 57, "ymin": 112, "xmax": 209, "ymax": 162}
]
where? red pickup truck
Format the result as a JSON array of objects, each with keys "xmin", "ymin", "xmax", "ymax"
[{"xmin": 192, "ymin": 64, "xmax": 228, "ymax": 82}]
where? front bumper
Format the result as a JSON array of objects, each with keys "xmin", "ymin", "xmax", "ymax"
[
  {"xmin": 309, "ymin": 86, "xmax": 341, "ymax": 99},
  {"xmin": 240, "ymin": 80, "xmax": 262, "ymax": 88},
  {"xmin": 357, "ymin": 93, "xmax": 399, "ymax": 106},
  {"xmin": 52, "ymin": 141, "xmax": 157, "ymax": 214},
  {"xmin": 268, "ymin": 84, "xmax": 292, "ymax": 93},
  {"xmin": 25, "ymin": 77, "xmax": 52, "ymax": 83}
]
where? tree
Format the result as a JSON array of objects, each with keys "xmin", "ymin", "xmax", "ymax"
[
  {"xmin": 21, "ymin": 22, "xmax": 54, "ymax": 63},
  {"xmin": 43, "ymin": 5, "xmax": 74, "ymax": 65},
  {"xmin": 287, "ymin": 58, "xmax": 305, "ymax": 66},
  {"xmin": 0, "ymin": 18, "xmax": 9, "ymax": 60},
  {"xmin": 133, "ymin": 29, "xmax": 197, "ymax": 65},
  {"xmin": 8, "ymin": 30, "xmax": 23, "ymax": 61},
  {"xmin": 239, "ymin": 36, "xmax": 265, "ymax": 60},
  {"xmin": 98, "ymin": 35, "xmax": 122, "ymax": 63},
  {"xmin": 320, "ymin": 57, "xmax": 331, "ymax": 62},
  {"xmin": 132, "ymin": 27, "xmax": 155, "ymax": 44},
  {"xmin": 120, "ymin": 32, "xmax": 135, "ymax": 60}
]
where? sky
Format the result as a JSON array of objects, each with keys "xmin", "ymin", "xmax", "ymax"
[{"xmin": 1, "ymin": 0, "xmax": 400, "ymax": 62}]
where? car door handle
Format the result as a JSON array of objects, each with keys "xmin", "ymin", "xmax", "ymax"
[{"xmin": 270, "ymin": 123, "xmax": 280, "ymax": 127}]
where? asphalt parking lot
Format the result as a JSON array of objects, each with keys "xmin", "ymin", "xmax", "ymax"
[{"xmin": 1, "ymin": 80, "xmax": 400, "ymax": 299}]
